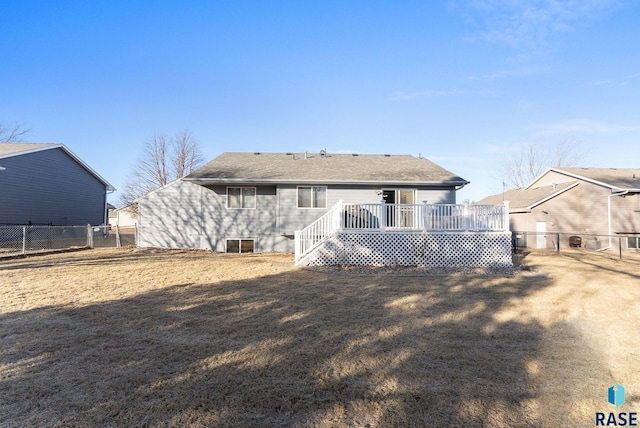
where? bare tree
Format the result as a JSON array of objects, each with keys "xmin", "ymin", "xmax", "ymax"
[
  {"xmin": 0, "ymin": 122, "xmax": 30, "ymax": 143},
  {"xmin": 172, "ymin": 129, "xmax": 202, "ymax": 179},
  {"xmin": 504, "ymin": 140, "xmax": 585, "ymax": 189},
  {"xmin": 118, "ymin": 130, "xmax": 204, "ymax": 207}
]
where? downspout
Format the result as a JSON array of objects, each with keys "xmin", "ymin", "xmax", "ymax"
[{"xmin": 600, "ymin": 190, "xmax": 629, "ymax": 251}]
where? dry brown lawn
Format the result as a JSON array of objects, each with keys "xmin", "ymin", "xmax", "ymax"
[{"xmin": 1, "ymin": 248, "xmax": 639, "ymax": 427}]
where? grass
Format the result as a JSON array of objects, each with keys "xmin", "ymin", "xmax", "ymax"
[{"xmin": 1, "ymin": 248, "xmax": 639, "ymax": 427}]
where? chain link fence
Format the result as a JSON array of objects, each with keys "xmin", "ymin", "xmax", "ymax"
[
  {"xmin": 512, "ymin": 231, "xmax": 640, "ymax": 261},
  {"xmin": 0, "ymin": 225, "xmax": 137, "ymax": 257}
]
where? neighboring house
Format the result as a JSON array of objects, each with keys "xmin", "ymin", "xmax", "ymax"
[
  {"xmin": 138, "ymin": 151, "xmax": 471, "ymax": 254},
  {"xmin": 108, "ymin": 203, "xmax": 138, "ymax": 229},
  {"xmin": 0, "ymin": 143, "xmax": 115, "ymax": 226},
  {"xmin": 479, "ymin": 167, "xmax": 640, "ymax": 250}
]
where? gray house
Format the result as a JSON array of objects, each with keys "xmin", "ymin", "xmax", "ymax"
[
  {"xmin": 0, "ymin": 143, "xmax": 114, "ymax": 226},
  {"xmin": 137, "ymin": 151, "xmax": 470, "ymax": 253}
]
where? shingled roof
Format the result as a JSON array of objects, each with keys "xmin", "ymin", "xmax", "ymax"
[
  {"xmin": 532, "ymin": 167, "xmax": 640, "ymax": 191},
  {"xmin": 185, "ymin": 152, "xmax": 468, "ymax": 186},
  {"xmin": 478, "ymin": 182, "xmax": 579, "ymax": 212},
  {"xmin": 0, "ymin": 143, "xmax": 57, "ymax": 157}
]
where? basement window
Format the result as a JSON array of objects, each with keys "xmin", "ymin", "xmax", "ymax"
[
  {"xmin": 226, "ymin": 239, "xmax": 255, "ymax": 253},
  {"xmin": 627, "ymin": 237, "xmax": 640, "ymax": 249}
]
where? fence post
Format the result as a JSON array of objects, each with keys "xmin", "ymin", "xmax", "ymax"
[
  {"xmin": 619, "ymin": 237, "xmax": 623, "ymax": 261},
  {"xmin": 22, "ymin": 226, "xmax": 27, "ymax": 255},
  {"xmin": 556, "ymin": 233, "xmax": 560, "ymax": 253},
  {"xmin": 87, "ymin": 224, "xmax": 94, "ymax": 249},
  {"xmin": 116, "ymin": 224, "xmax": 121, "ymax": 248}
]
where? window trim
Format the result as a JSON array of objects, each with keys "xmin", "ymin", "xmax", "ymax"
[
  {"xmin": 297, "ymin": 185, "xmax": 327, "ymax": 209},
  {"xmin": 627, "ymin": 236, "xmax": 640, "ymax": 250},
  {"xmin": 225, "ymin": 238, "xmax": 255, "ymax": 253},
  {"xmin": 226, "ymin": 187, "xmax": 257, "ymax": 209}
]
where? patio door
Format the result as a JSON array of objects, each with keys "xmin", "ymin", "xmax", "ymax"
[{"xmin": 382, "ymin": 189, "xmax": 416, "ymax": 228}]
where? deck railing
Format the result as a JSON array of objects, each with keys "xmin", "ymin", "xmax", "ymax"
[
  {"xmin": 342, "ymin": 202, "xmax": 509, "ymax": 232},
  {"xmin": 294, "ymin": 201, "xmax": 509, "ymax": 264},
  {"xmin": 294, "ymin": 202, "xmax": 342, "ymax": 263}
]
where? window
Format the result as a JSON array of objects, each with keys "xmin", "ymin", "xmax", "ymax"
[
  {"xmin": 628, "ymin": 237, "xmax": 640, "ymax": 249},
  {"xmin": 297, "ymin": 186, "xmax": 327, "ymax": 208},
  {"xmin": 227, "ymin": 187, "xmax": 256, "ymax": 209},
  {"xmin": 226, "ymin": 239, "xmax": 254, "ymax": 253}
]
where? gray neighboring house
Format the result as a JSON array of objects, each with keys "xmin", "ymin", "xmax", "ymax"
[
  {"xmin": 0, "ymin": 143, "xmax": 115, "ymax": 226},
  {"xmin": 478, "ymin": 167, "xmax": 640, "ymax": 250},
  {"xmin": 138, "ymin": 151, "xmax": 469, "ymax": 253}
]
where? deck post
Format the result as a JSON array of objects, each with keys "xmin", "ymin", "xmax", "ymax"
[
  {"xmin": 464, "ymin": 202, "xmax": 470, "ymax": 231},
  {"xmin": 380, "ymin": 199, "xmax": 386, "ymax": 232},
  {"xmin": 335, "ymin": 199, "xmax": 344, "ymax": 231},
  {"xmin": 422, "ymin": 201, "xmax": 429, "ymax": 231}
]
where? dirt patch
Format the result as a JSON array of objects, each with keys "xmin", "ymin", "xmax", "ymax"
[{"xmin": 1, "ymin": 248, "xmax": 639, "ymax": 426}]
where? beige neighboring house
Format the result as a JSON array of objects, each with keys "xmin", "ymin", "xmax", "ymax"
[
  {"xmin": 479, "ymin": 167, "xmax": 640, "ymax": 251},
  {"xmin": 109, "ymin": 204, "xmax": 138, "ymax": 230}
]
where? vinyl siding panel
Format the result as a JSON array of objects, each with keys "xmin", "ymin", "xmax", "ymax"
[
  {"xmin": 139, "ymin": 181, "xmax": 461, "ymax": 253},
  {"xmin": 138, "ymin": 180, "xmax": 203, "ymax": 249},
  {"xmin": 611, "ymin": 192, "xmax": 640, "ymax": 234},
  {"xmin": 510, "ymin": 183, "xmax": 608, "ymax": 235},
  {"xmin": 138, "ymin": 181, "xmax": 289, "ymax": 252},
  {"xmin": 532, "ymin": 170, "xmax": 577, "ymax": 187},
  {"xmin": 277, "ymin": 184, "xmax": 457, "ymax": 235},
  {"xmin": 200, "ymin": 185, "xmax": 280, "ymax": 252},
  {"xmin": 0, "ymin": 148, "xmax": 107, "ymax": 225}
]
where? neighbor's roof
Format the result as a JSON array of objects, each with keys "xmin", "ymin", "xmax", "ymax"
[
  {"xmin": 0, "ymin": 143, "xmax": 56, "ymax": 157},
  {"xmin": 0, "ymin": 143, "xmax": 115, "ymax": 191},
  {"xmin": 185, "ymin": 152, "xmax": 468, "ymax": 186},
  {"xmin": 478, "ymin": 181, "xmax": 579, "ymax": 212},
  {"xmin": 532, "ymin": 167, "xmax": 640, "ymax": 191}
]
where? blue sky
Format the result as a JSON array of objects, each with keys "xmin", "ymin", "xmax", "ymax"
[{"xmin": 1, "ymin": 0, "xmax": 639, "ymax": 204}]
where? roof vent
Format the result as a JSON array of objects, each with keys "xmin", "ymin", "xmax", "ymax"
[
  {"xmin": 352, "ymin": 153, "xmax": 359, "ymax": 156},
  {"xmin": 384, "ymin": 154, "xmax": 391, "ymax": 157},
  {"xmin": 320, "ymin": 149, "xmax": 327, "ymax": 158},
  {"xmin": 254, "ymin": 152, "xmax": 261, "ymax": 155}
]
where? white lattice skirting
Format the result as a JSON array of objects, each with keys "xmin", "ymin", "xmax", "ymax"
[{"xmin": 305, "ymin": 231, "xmax": 513, "ymax": 267}]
